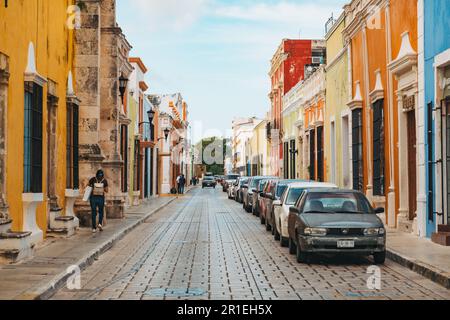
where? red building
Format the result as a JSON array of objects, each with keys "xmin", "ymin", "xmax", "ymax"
[{"xmin": 268, "ymin": 39, "xmax": 326, "ymax": 176}]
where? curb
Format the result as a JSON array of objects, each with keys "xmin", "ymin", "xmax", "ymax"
[
  {"xmin": 18, "ymin": 195, "xmax": 181, "ymax": 300},
  {"xmin": 386, "ymin": 248, "xmax": 450, "ymax": 289}
]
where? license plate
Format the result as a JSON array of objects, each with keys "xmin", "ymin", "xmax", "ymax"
[{"xmin": 337, "ymin": 240, "xmax": 355, "ymax": 248}]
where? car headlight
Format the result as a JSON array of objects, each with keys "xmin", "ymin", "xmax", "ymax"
[
  {"xmin": 364, "ymin": 228, "xmax": 385, "ymax": 236},
  {"xmin": 304, "ymin": 228, "xmax": 327, "ymax": 236}
]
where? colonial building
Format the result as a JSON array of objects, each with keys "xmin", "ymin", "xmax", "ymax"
[
  {"xmin": 268, "ymin": 39, "xmax": 326, "ymax": 177},
  {"xmin": 343, "ymin": 0, "xmax": 419, "ymax": 232},
  {"xmin": 127, "ymin": 57, "xmax": 149, "ymax": 207},
  {"xmin": 247, "ymin": 119, "xmax": 271, "ymax": 177},
  {"xmin": 147, "ymin": 94, "xmax": 189, "ymax": 195},
  {"xmin": 231, "ymin": 118, "xmax": 262, "ymax": 176},
  {"xmin": 324, "ymin": 13, "xmax": 352, "ymax": 188},
  {"xmin": 420, "ymin": 0, "xmax": 450, "ymax": 244},
  {"xmin": 74, "ymin": 0, "xmax": 133, "ymax": 226},
  {"xmin": 0, "ymin": 0, "xmax": 80, "ymax": 263}
]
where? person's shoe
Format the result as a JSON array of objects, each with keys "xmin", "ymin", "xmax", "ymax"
[
  {"xmin": 98, "ymin": 224, "xmax": 103, "ymax": 232},
  {"xmin": 92, "ymin": 229, "xmax": 97, "ymax": 234}
]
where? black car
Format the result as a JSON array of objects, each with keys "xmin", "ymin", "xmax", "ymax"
[
  {"xmin": 202, "ymin": 176, "xmax": 217, "ymax": 189},
  {"xmin": 287, "ymin": 189, "xmax": 386, "ymax": 264},
  {"xmin": 261, "ymin": 179, "xmax": 302, "ymax": 232}
]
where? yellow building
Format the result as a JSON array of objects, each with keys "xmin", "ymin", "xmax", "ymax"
[
  {"xmin": 324, "ymin": 13, "xmax": 351, "ymax": 188},
  {"xmin": 0, "ymin": 1, "xmax": 79, "ymax": 263},
  {"xmin": 282, "ymin": 95, "xmax": 300, "ymax": 179},
  {"xmin": 248, "ymin": 119, "xmax": 270, "ymax": 176}
]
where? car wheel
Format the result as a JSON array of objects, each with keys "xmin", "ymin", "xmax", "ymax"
[
  {"xmin": 280, "ymin": 236, "xmax": 289, "ymax": 248},
  {"xmin": 260, "ymin": 213, "xmax": 265, "ymax": 225},
  {"xmin": 274, "ymin": 225, "xmax": 281, "ymax": 241},
  {"xmin": 373, "ymin": 251, "xmax": 386, "ymax": 265},
  {"xmin": 296, "ymin": 239, "xmax": 308, "ymax": 264},
  {"xmin": 288, "ymin": 237, "xmax": 296, "ymax": 255},
  {"xmin": 265, "ymin": 217, "xmax": 271, "ymax": 232}
]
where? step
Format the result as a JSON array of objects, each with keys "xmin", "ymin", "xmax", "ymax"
[
  {"xmin": 431, "ymin": 231, "xmax": 450, "ymax": 246},
  {"xmin": 438, "ymin": 224, "xmax": 450, "ymax": 233}
]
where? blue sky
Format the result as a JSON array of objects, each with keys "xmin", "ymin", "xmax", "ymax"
[{"xmin": 117, "ymin": 0, "xmax": 346, "ymax": 142}]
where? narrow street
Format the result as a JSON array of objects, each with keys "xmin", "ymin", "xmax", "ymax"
[{"xmin": 52, "ymin": 188, "xmax": 450, "ymax": 301}]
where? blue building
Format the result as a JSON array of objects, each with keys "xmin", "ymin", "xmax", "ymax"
[{"xmin": 422, "ymin": 0, "xmax": 450, "ymax": 243}]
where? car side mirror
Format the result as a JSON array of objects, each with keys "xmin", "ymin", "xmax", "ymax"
[
  {"xmin": 243, "ymin": 185, "xmax": 248, "ymax": 189},
  {"xmin": 252, "ymin": 188, "xmax": 258, "ymax": 193},
  {"xmin": 273, "ymin": 200, "xmax": 282, "ymax": 206},
  {"xmin": 374, "ymin": 207, "xmax": 385, "ymax": 214},
  {"xmin": 289, "ymin": 206, "xmax": 300, "ymax": 214}
]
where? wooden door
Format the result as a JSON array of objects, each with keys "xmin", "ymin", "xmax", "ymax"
[{"xmin": 407, "ymin": 111, "xmax": 417, "ymax": 220}]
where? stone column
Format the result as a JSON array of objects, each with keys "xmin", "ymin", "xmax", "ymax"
[
  {"xmin": 47, "ymin": 80, "xmax": 61, "ymax": 212},
  {"xmin": 0, "ymin": 53, "xmax": 11, "ymax": 231}
]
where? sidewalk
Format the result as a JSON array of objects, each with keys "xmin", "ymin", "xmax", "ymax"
[
  {"xmin": 0, "ymin": 192, "xmax": 188, "ymax": 300},
  {"xmin": 386, "ymin": 229, "xmax": 450, "ymax": 289}
]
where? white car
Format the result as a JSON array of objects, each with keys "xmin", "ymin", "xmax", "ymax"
[{"xmin": 273, "ymin": 182, "xmax": 338, "ymax": 247}]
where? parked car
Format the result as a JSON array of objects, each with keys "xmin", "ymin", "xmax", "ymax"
[
  {"xmin": 260, "ymin": 179, "xmax": 302, "ymax": 232},
  {"xmin": 273, "ymin": 182, "xmax": 337, "ymax": 247},
  {"xmin": 202, "ymin": 176, "xmax": 217, "ymax": 189},
  {"xmin": 252, "ymin": 178, "xmax": 277, "ymax": 216},
  {"xmin": 235, "ymin": 177, "xmax": 249, "ymax": 203},
  {"xmin": 222, "ymin": 174, "xmax": 240, "ymax": 192},
  {"xmin": 243, "ymin": 176, "xmax": 271, "ymax": 213},
  {"xmin": 228, "ymin": 180, "xmax": 238, "ymax": 199},
  {"xmin": 287, "ymin": 189, "xmax": 386, "ymax": 264}
]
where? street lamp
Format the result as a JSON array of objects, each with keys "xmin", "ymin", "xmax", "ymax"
[
  {"xmin": 118, "ymin": 73, "xmax": 129, "ymax": 104},
  {"xmin": 4, "ymin": 0, "xmax": 8, "ymax": 8}
]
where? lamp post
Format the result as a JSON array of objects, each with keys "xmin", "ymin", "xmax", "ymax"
[
  {"xmin": 118, "ymin": 73, "xmax": 129, "ymax": 105},
  {"xmin": 4, "ymin": 0, "xmax": 8, "ymax": 8}
]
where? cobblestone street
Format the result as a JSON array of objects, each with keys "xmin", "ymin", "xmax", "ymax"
[{"xmin": 52, "ymin": 188, "xmax": 450, "ymax": 300}]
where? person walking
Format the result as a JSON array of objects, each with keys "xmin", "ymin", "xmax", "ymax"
[
  {"xmin": 177, "ymin": 174, "xmax": 186, "ymax": 194},
  {"xmin": 88, "ymin": 169, "xmax": 108, "ymax": 233}
]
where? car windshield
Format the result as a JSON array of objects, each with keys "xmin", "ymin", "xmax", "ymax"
[
  {"xmin": 276, "ymin": 185, "xmax": 288, "ymax": 198},
  {"xmin": 285, "ymin": 188, "xmax": 305, "ymax": 205},
  {"xmin": 250, "ymin": 178, "xmax": 263, "ymax": 188},
  {"xmin": 258, "ymin": 180, "xmax": 268, "ymax": 191},
  {"xmin": 226, "ymin": 175, "xmax": 240, "ymax": 180},
  {"xmin": 239, "ymin": 179, "xmax": 248, "ymax": 186},
  {"xmin": 204, "ymin": 177, "xmax": 214, "ymax": 181},
  {"xmin": 303, "ymin": 192, "xmax": 373, "ymax": 214}
]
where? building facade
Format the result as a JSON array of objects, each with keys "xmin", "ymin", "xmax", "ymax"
[
  {"xmin": 343, "ymin": 0, "xmax": 419, "ymax": 231},
  {"xmin": 232, "ymin": 118, "xmax": 262, "ymax": 176},
  {"xmin": 324, "ymin": 13, "xmax": 351, "ymax": 188},
  {"xmin": 0, "ymin": 0, "xmax": 80, "ymax": 262},
  {"xmin": 421, "ymin": 0, "xmax": 450, "ymax": 244},
  {"xmin": 74, "ymin": 0, "xmax": 133, "ymax": 226},
  {"xmin": 268, "ymin": 39, "xmax": 326, "ymax": 177}
]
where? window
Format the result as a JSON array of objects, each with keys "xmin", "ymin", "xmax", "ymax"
[
  {"xmin": 284, "ymin": 142, "xmax": 289, "ymax": 179},
  {"xmin": 309, "ymin": 130, "xmax": 315, "ymax": 180},
  {"xmin": 121, "ymin": 125, "xmax": 128, "ymax": 193},
  {"xmin": 134, "ymin": 139, "xmax": 140, "ymax": 192},
  {"xmin": 342, "ymin": 115, "xmax": 350, "ymax": 188},
  {"xmin": 373, "ymin": 99, "xmax": 385, "ymax": 196},
  {"xmin": 352, "ymin": 109, "xmax": 364, "ymax": 191},
  {"xmin": 427, "ymin": 102, "xmax": 434, "ymax": 222},
  {"xmin": 290, "ymin": 139, "xmax": 296, "ymax": 179},
  {"xmin": 330, "ymin": 121, "xmax": 336, "ymax": 184},
  {"xmin": 286, "ymin": 188, "xmax": 305, "ymax": 205},
  {"xmin": 66, "ymin": 103, "xmax": 79, "ymax": 189},
  {"xmin": 317, "ymin": 126, "xmax": 324, "ymax": 182},
  {"xmin": 24, "ymin": 82, "xmax": 43, "ymax": 193}
]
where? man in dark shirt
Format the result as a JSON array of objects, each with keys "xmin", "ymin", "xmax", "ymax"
[{"xmin": 89, "ymin": 170, "xmax": 109, "ymax": 233}]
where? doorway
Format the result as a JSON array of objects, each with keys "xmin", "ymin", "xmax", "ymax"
[{"xmin": 407, "ymin": 110, "xmax": 417, "ymax": 221}]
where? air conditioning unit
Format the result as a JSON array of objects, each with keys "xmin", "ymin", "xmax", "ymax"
[{"xmin": 312, "ymin": 56, "xmax": 322, "ymax": 64}]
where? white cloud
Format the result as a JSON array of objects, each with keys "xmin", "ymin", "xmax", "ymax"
[
  {"xmin": 127, "ymin": 0, "xmax": 210, "ymax": 31},
  {"xmin": 213, "ymin": 2, "xmax": 342, "ymax": 25}
]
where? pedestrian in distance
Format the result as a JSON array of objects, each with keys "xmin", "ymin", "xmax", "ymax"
[{"xmin": 88, "ymin": 169, "xmax": 108, "ymax": 233}]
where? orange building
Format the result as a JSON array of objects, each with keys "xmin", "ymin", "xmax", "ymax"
[{"xmin": 343, "ymin": 0, "xmax": 418, "ymax": 231}]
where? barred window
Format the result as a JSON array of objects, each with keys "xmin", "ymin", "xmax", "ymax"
[
  {"xmin": 309, "ymin": 130, "xmax": 315, "ymax": 180},
  {"xmin": 317, "ymin": 126, "xmax": 324, "ymax": 182},
  {"xmin": 290, "ymin": 139, "xmax": 296, "ymax": 179},
  {"xmin": 66, "ymin": 103, "xmax": 79, "ymax": 189},
  {"xmin": 24, "ymin": 82, "xmax": 43, "ymax": 193},
  {"xmin": 284, "ymin": 142, "xmax": 289, "ymax": 179},
  {"xmin": 352, "ymin": 109, "xmax": 364, "ymax": 191},
  {"xmin": 373, "ymin": 100, "xmax": 385, "ymax": 196},
  {"xmin": 134, "ymin": 139, "xmax": 140, "ymax": 192},
  {"xmin": 121, "ymin": 125, "xmax": 128, "ymax": 193}
]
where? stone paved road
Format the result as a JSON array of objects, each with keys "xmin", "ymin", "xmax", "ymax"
[{"xmin": 52, "ymin": 188, "xmax": 450, "ymax": 300}]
